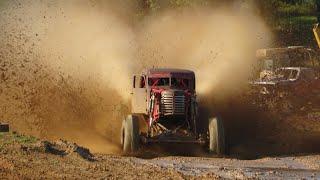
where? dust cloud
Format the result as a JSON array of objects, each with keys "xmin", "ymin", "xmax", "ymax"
[
  {"xmin": 0, "ymin": 0, "xmax": 271, "ymax": 154},
  {"xmin": 137, "ymin": 7, "xmax": 271, "ymax": 102}
]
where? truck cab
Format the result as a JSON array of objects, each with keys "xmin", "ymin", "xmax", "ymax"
[{"xmin": 132, "ymin": 68, "xmax": 195, "ymax": 116}]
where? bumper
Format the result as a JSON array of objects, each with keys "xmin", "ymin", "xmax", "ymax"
[{"xmin": 140, "ymin": 135, "xmax": 206, "ymax": 145}]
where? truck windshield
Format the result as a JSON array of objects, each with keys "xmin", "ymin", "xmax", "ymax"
[
  {"xmin": 171, "ymin": 78, "xmax": 189, "ymax": 89},
  {"xmin": 275, "ymin": 69, "xmax": 299, "ymax": 80},
  {"xmin": 148, "ymin": 78, "xmax": 170, "ymax": 86}
]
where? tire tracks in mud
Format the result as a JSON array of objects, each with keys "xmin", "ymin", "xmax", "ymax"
[{"xmin": 132, "ymin": 156, "xmax": 320, "ymax": 179}]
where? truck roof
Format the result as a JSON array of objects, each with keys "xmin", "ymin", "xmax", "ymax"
[
  {"xmin": 256, "ymin": 46, "xmax": 312, "ymax": 59},
  {"xmin": 142, "ymin": 68, "xmax": 195, "ymax": 77}
]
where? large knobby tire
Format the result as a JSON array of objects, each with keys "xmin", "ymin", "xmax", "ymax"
[
  {"xmin": 121, "ymin": 115, "xmax": 140, "ymax": 154},
  {"xmin": 209, "ymin": 117, "xmax": 226, "ymax": 155}
]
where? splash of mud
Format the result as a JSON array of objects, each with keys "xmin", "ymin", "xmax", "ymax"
[
  {"xmin": 0, "ymin": 0, "xmax": 135, "ymax": 153},
  {"xmin": 0, "ymin": 0, "xmax": 273, "ymax": 154}
]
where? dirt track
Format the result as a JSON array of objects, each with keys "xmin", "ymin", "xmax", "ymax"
[{"xmin": 1, "ymin": 132, "xmax": 320, "ymax": 179}]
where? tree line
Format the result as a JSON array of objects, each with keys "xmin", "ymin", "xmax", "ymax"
[{"xmin": 139, "ymin": 0, "xmax": 318, "ymax": 20}]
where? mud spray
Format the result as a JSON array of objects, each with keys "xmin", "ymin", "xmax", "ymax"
[{"xmin": 0, "ymin": 0, "xmax": 271, "ymax": 154}]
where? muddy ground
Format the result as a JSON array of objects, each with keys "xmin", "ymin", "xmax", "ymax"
[
  {"xmin": 1, "ymin": 132, "xmax": 320, "ymax": 179},
  {"xmin": 1, "ymin": 85, "xmax": 320, "ymax": 179}
]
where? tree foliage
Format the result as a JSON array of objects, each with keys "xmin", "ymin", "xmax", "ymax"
[{"xmin": 140, "ymin": 0, "xmax": 316, "ymax": 17}]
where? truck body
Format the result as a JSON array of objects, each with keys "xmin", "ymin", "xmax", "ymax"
[
  {"xmin": 131, "ymin": 68, "xmax": 199, "ymax": 143},
  {"xmin": 121, "ymin": 68, "xmax": 225, "ymax": 155}
]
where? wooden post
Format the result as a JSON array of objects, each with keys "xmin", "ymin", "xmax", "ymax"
[{"xmin": 0, "ymin": 123, "xmax": 9, "ymax": 132}]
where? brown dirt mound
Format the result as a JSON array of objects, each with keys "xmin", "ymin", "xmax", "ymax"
[{"xmin": 21, "ymin": 140, "xmax": 95, "ymax": 161}]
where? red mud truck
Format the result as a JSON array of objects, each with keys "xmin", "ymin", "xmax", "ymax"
[{"xmin": 121, "ymin": 68, "xmax": 225, "ymax": 155}]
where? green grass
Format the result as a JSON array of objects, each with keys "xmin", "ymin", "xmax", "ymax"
[
  {"xmin": 277, "ymin": 2, "xmax": 315, "ymax": 17},
  {"xmin": 12, "ymin": 133, "xmax": 37, "ymax": 144},
  {"xmin": 0, "ymin": 132, "xmax": 5, "ymax": 139},
  {"xmin": 276, "ymin": 16, "xmax": 317, "ymax": 31},
  {"xmin": 0, "ymin": 132, "xmax": 37, "ymax": 146},
  {"xmin": 0, "ymin": 132, "xmax": 9, "ymax": 150},
  {"xmin": 0, "ymin": 132, "xmax": 38, "ymax": 151},
  {"xmin": 0, "ymin": 0, "xmax": 7, "ymax": 9},
  {"xmin": 271, "ymin": 15, "xmax": 318, "ymax": 46}
]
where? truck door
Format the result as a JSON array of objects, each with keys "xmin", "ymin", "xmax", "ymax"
[{"xmin": 132, "ymin": 75, "xmax": 147, "ymax": 114}]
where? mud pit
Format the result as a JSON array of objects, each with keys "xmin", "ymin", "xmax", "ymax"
[{"xmin": 1, "ymin": 0, "xmax": 320, "ymax": 178}]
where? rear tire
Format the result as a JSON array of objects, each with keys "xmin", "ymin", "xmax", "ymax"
[
  {"xmin": 121, "ymin": 115, "xmax": 140, "ymax": 154},
  {"xmin": 208, "ymin": 117, "xmax": 225, "ymax": 155}
]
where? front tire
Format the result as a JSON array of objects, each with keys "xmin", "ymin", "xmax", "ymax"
[
  {"xmin": 208, "ymin": 117, "xmax": 226, "ymax": 155},
  {"xmin": 121, "ymin": 115, "xmax": 140, "ymax": 154}
]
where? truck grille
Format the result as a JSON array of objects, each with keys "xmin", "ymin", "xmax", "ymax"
[{"xmin": 160, "ymin": 90, "xmax": 185, "ymax": 116}]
